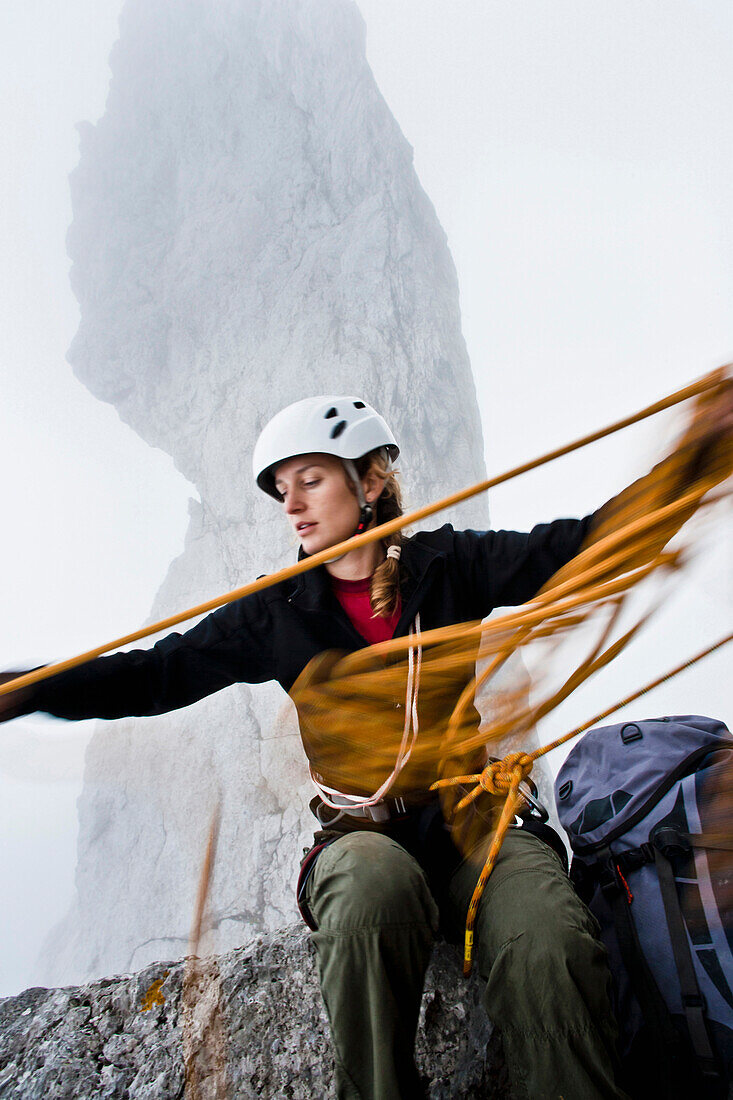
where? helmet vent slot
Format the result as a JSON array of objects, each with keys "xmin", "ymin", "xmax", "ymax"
[
  {"xmin": 353, "ymin": 400, "xmax": 365, "ymax": 409},
  {"xmin": 330, "ymin": 420, "xmax": 347, "ymax": 439},
  {"xmin": 324, "ymin": 407, "xmax": 338, "ymax": 419}
]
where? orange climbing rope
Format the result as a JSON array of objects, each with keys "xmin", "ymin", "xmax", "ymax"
[
  {"xmin": 288, "ymin": 366, "xmax": 733, "ymax": 974},
  {"xmin": 432, "ymin": 632, "xmax": 733, "ymax": 974},
  {"xmin": 290, "ymin": 483, "xmax": 727, "ymax": 805},
  {"xmin": 1, "ymin": 367, "xmax": 731, "ymax": 977},
  {"xmin": 0, "ymin": 368, "xmax": 726, "ymax": 700},
  {"xmin": 292, "ymin": 475, "xmax": 730, "ymax": 975}
]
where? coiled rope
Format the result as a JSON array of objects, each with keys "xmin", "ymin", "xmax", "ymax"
[{"xmin": 432, "ymin": 631, "xmax": 733, "ymax": 974}]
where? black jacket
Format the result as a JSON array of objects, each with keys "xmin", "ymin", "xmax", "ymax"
[{"xmin": 32, "ymin": 517, "xmax": 595, "ymax": 723}]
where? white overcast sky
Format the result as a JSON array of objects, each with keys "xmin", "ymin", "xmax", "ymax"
[{"xmin": 1, "ymin": 1, "xmax": 731, "ymax": 996}]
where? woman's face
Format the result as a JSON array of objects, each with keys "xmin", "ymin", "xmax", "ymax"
[{"xmin": 274, "ymin": 453, "xmax": 363, "ymax": 555}]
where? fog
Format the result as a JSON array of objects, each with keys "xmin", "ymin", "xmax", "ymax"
[{"xmin": 1, "ymin": 0, "xmax": 731, "ymax": 995}]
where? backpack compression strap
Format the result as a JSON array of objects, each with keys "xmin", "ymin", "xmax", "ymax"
[{"xmin": 596, "ymin": 845, "xmax": 692, "ymax": 1100}]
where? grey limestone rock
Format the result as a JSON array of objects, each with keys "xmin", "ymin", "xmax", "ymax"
[
  {"xmin": 4, "ymin": 929, "xmax": 509, "ymax": 1098},
  {"xmin": 36, "ymin": 0, "xmax": 551, "ymax": 990},
  {"xmin": 37, "ymin": 0, "xmax": 490, "ymax": 988}
]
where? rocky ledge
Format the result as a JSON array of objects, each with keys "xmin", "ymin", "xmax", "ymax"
[{"xmin": 0, "ymin": 926, "xmax": 508, "ymax": 1098}]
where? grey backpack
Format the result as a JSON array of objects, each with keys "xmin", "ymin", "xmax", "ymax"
[{"xmin": 555, "ymin": 715, "xmax": 733, "ymax": 1099}]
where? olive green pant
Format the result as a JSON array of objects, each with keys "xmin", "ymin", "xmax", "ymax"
[{"xmin": 305, "ymin": 828, "xmax": 628, "ymax": 1100}]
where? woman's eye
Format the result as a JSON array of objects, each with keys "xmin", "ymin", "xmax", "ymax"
[{"xmin": 304, "ymin": 479, "xmax": 321, "ymax": 489}]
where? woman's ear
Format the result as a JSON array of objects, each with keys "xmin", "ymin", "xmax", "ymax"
[{"xmin": 362, "ymin": 468, "xmax": 387, "ymax": 504}]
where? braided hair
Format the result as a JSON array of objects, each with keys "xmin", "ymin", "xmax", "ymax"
[{"xmin": 350, "ymin": 449, "xmax": 404, "ymax": 618}]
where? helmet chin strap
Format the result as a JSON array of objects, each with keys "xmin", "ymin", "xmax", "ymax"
[
  {"xmin": 342, "ymin": 458, "xmax": 374, "ymax": 533},
  {"xmin": 323, "ymin": 459, "xmax": 373, "ymax": 564}
]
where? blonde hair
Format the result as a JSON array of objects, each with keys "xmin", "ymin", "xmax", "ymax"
[{"xmin": 350, "ymin": 449, "xmax": 404, "ymax": 618}]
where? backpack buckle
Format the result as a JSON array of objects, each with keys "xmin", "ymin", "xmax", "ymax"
[
  {"xmin": 653, "ymin": 826, "xmax": 691, "ymax": 861},
  {"xmin": 597, "ymin": 853, "xmax": 633, "ymax": 904},
  {"xmin": 617, "ymin": 842, "xmax": 655, "ymax": 873},
  {"xmin": 598, "ymin": 856, "xmax": 622, "ymax": 899}
]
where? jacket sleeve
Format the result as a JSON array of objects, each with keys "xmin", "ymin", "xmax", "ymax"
[
  {"xmin": 29, "ymin": 593, "xmax": 275, "ymax": 721},
  {"xmin": 450, "ymin": 514, "xmax": 597, "ymax": 617}
]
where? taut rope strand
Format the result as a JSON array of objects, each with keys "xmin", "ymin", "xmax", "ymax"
[
  {"xmin": 532, "ymin": 630, "xmax": 733, "ymax": 762},
  {"xmin": 0, "ymin": 369, "xmax": 724, "ymax": 699}
]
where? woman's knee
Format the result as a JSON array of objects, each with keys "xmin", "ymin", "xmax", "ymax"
[
  {"xmin": 307, "ymin": 832, "xmax": 439, "ymax": 933},
  {"xmin": 482, "ymin": 899, "xmax": 612, "ymax": 1024},
  {"xmin": 462, "ymin": 834, "xmax": 610, "ymax": 1014}
]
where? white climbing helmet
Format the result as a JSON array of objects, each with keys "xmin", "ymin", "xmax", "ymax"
[{"xmin": 253, "ymin": 395, "xmax": 399, "ymax": 501}]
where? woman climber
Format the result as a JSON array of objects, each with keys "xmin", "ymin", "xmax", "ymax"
[{"xmin": 2, "ymin": 382, "xmax": 732, "ymax": 1100}]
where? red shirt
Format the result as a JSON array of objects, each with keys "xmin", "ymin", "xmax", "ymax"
[{"xmin": 330, "ymin": 575, "xmax": 401, "ymax": 645}]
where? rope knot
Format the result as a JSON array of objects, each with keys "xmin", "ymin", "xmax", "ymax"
[{"xmin": 478, "ymin": 752, "xmax": 534, "ymax": 795}]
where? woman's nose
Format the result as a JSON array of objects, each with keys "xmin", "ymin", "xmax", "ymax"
[{"xmin": 285, "ymin": 493, "xmax": 303, "ymax": 515}]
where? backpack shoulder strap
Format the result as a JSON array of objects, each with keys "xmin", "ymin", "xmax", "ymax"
[{"xmin": 596, "ymin": 846, "xmax": 689, "ymax": 1098}]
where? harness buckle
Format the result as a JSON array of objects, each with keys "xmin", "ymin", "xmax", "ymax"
[{"xmin": 365, "ymin": 802, "xmax": 390, "ymax": 823}]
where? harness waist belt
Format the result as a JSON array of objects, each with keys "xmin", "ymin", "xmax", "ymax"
[
  {"xmin": 315, "ymin": 792, "xmax": 436, "ymax": 824},
  {"xmin": 340, "ymin": 796, "xmax": 408, "ymax": 822}
]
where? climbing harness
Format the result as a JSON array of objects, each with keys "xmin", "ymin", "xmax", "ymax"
[{"xmin": 310, "ymin": 614, "xmax": 422, "ymax": 819}]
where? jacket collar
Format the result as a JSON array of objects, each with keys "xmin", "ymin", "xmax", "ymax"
[{"xmin": 286, "ymin": 532, "xmax": 445, "ymax": 612}]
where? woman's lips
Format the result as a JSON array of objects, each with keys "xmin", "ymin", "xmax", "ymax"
[{"xmin": 297, "ymin": 522, "xmax": 317, "ymax": 535}]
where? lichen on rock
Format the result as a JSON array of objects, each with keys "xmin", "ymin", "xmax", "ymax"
[{"xmin": 3, "ymin": 929, "xmax": 509, "ymax": 1098}]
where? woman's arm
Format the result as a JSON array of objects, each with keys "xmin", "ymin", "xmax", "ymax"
[
  {"xmin": 450, "ymin": 372, "xmax": 733, "ymax": 617},
  {"xmin": 0, "ymin": 593, "xmax": 274, "ymax": 723},
  {"xmin": 449, "ymin": 514, "xmax": 597, "ymax": 616}
]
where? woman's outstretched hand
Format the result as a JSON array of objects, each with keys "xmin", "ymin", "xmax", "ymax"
[
  {"xmin": 674, "ymin": 367, "xmax": 733, "ymax": 490},
  {"xmin": 0, "ymin": 672, "xmax": 33, "ymax": 723},
  {"xmin": 588, "ymin": 366, "xmax": 733, "ymax": 557}
]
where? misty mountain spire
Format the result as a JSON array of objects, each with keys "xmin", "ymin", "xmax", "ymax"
[{"xmin": 39, "ymin": 0, "xmax": 489, "ymax": 983}]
